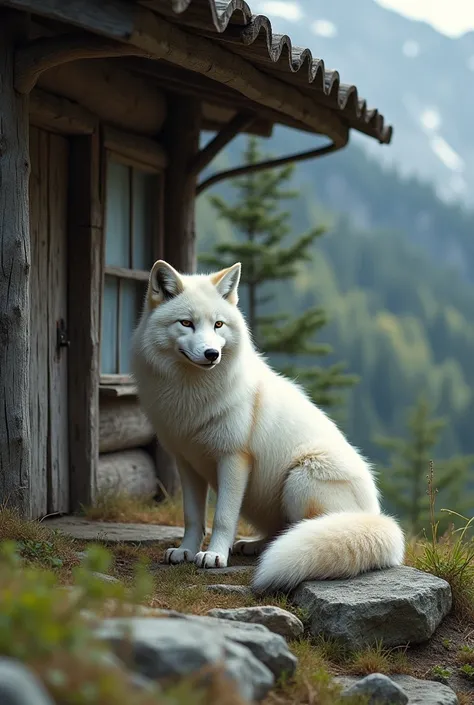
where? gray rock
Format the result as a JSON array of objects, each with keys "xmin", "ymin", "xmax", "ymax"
[
  {"xmin": 0, "ymin": 659, "xmax": 55, "ymax": 705},
  {"xmin": 95, "ymin": 617, "xmax": 274, "ymax": 701},
  {"xmin": 292, "ymin": 566, "xmax": 452, "ymax": 649},
  {"xmin": 337, "ymin": 675, "xmax": 459, "ymax": 705},
  {"xmin": 205, "ymin": 584, "xmax": 252, "ymax": 597},
  {"xmin": 339, "ymin": 673, "xmax": 408, "ymax": 704},
  {"xmin": 207, "ymin": 605, "xmax": 304, "ymax": 640},
  {"xmin": 153, "ymin": 611, "xmax": 298, "ymax": 680},
  {"xmin": 92, "ymin": 572, "xmax": 120, "ymax": 583}
]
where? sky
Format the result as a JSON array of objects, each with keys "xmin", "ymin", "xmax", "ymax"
[
  {"xmin": 256, "ymin": 1, "xmax": 474, "ymax": 38},
  {"xmin": 374, "ymin": 0, "xmax": 474, "ymax": 37}
]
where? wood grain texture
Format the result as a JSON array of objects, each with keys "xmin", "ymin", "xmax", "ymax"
[
  {"xmin": 30, "ymin": 88, "xmax": 96, "ymax": 135},
  {"xmin": 162, "ymin": 94, "xmax": 201, "ymax": 273},
  {"xmin": 29, "ymin": 127, "xmax": 70, "ymax": 517},
  {"xmin": 103, "ymin": 127, "xmax": 167, "ymax": 171},
  {"xmin": 0, "ymin": 11, "xmax": 31, "ymax": 516},
  {"xmin": 67, "ymin": 132, "xmax": 103, "ymax": 511},
  {"xmin": 28, "ymin": 126, "xmax": 48, "ymax": 517},
  {"xmin": 37, "ymin": 59, "xmax": 166, "ymax": 136},
  {"xmin": 15, "ymin": 33, "xmax": 149, "ymax": 94},
  {"xmin": 97, "ymin": 449, "xmax": 157, "ymax": 498},
  {"xmin": 47, "ymin": 131, "xmax": 70, "ymax": 513},
  {"xmin": 2, "ymin": 0, "xmax": 135, "ymax": 40},
  {"xmin": 99, "ymin": 398, "xmax": 155, "ymax": 453}
]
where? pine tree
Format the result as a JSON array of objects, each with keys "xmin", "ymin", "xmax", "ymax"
[
  {"xmin": 375, "ymin": 394, "xmax": 474, "ymax": 534},
  {"xmin": 200, "ymin": 136, "xmax": 357, "ymax": 408}
]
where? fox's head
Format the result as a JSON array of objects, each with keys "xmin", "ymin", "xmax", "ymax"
[{"xmin": 136, "ymin": 260, "xmax": 245, "ymax": 371}]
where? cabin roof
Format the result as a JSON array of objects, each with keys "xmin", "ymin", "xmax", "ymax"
[{"xmin": 155, "ymin": 0, "xmax": 392, "ymax": 144}]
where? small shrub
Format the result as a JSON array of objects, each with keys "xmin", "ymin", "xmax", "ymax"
[{"xmin": 459, "ymin": 664, "xmax": 474, "ymax": 682}]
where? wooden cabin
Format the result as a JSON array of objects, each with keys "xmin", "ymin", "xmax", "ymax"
[{"xmin": 0, "ymin": 0, "xmax": 393, "ymax": 519}]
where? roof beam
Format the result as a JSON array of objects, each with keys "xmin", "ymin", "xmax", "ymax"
[
  {"xmin": 189, "ymin": 112, "xmax": 257, "ymax": 176},
  {"xmin": 3, "ymin": 0, "xmax": 348, "ymax": 144}
]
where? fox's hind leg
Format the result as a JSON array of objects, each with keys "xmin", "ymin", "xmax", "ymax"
[
  {"xmin": 282, "ymin": 457, "xmax": 379, "ymax": 522},
  {"xmin": 164, "ymin": 459, "xmax": 208, "ymax": 565},
  {"xmin": 232, "ymin": 537, "xmax": 268, "ymax": 556}
]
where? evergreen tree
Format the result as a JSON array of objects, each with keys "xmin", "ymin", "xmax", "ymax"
[
  {"xmin": 375, "ymin": 395, "xmax": 474, "ymax": 534},
  {"xmin": 200, "ymin": 136, "xmax": 356, "ymax": 408}
]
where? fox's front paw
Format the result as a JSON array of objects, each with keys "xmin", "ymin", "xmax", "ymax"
[
  {"xmin": 194, "ymin": 551, "xmax": 228, "ymax": 568},
  {"xmin": 164, "ymin": 547, "xmax": 195, "ymax": 565}
]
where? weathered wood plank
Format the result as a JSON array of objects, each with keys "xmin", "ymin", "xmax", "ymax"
[
  {"xmin": 99, "ymin": 398, "xmax": 155, "ymax": 453},
  {"xmin": 30, "ymin": 88, "xmax": 96, "ymax": 135},
  {"xmin": 0, "ymin": 11, "xmax": 32, "ymax": 516},
  {"xmin": 99, "ymin": 384, "xmax": 137, "ymax": 398},
  {"xmin": 103, "ymin": 126, "xmax": 167, "ymax": 171},
  {"xmin": 67, "ymin": 132, "xmax": 103, "ymax": 511},
  {"xmin": 28, "ymin": 125, "xmax": 48, "ymax": 518},
  {"xmin": 37, "ymin": 59, "xmax": 166, "ymax": 136},
  {"xmin": 47, "ymin": 132, "xmax": 70, "ymax": 513},
  {"xmin": 97, "ymin": 449, "xmax": 157, "ymax": 498},
  {"xmin": 1, "ymin": 0, "xmax": 135, "ymax": 40}
]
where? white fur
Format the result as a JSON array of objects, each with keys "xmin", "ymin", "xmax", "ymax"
[{"xmin": 131, "ymin": 260, "xmax": 405, "ymax": 592}]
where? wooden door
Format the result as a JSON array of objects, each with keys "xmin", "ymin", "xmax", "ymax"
[{"xmin": 29, "ymin": 127, "xmax": 70, "ymax": 517}]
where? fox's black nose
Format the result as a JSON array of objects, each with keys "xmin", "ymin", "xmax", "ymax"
[{"xmin": 204, "ymin": 349, "xmax": 219, "ymax": 362}]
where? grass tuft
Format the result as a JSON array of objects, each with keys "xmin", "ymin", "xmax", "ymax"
[
  {"xmin": 349, "ymin": 641, "xmax": 410, "ymax": 676},
  {"xmin": 407, "ymin": 461, "xmax": 474, "ymax": 620}
]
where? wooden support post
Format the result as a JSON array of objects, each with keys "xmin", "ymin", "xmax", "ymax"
[
  {"xmin": 155, "ymin": 94, "xmax": 201, "ymax": 496},
  {"xmin": 0, "ymin": 11, "xmax": 31, "ymax": 516},
  {"xmin": 67, "ymin": 131, "xmax": 103, "ymax": 511},
  {"xmin": 162, "ymin": 94, "xmax": 201, "ymax": 273}
]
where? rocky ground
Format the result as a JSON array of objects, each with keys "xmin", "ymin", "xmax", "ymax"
[{"xmin": 1, "ymin": 509, "xmax": 472, "ymax": 705}]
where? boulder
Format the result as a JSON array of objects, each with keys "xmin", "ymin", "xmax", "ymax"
[
  {"xmin": 337, "ymin": 674, "xmax": 459, "ymax": 705},
  {"xmin": 292, "ymin": 566, "xmax": 452, "ymax": 649},
  {"xmin": 338, "ymin": 673, "xmax": 408, "ymax": 704},
  {"xmin": 155, "ymin": 612, "xmax": 298, "ymax": 680},
  {"xmin": 95, "ymin": 617, "xmax": 276, "ymax": 701},
  {"xmin": 207, "ymin": 605, "xmax": 304, "ymax": 640}
]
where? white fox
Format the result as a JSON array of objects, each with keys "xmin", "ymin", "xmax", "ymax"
[{"xmin": 131, "ymin": 260, "xmax": 405, "ymax": 593}]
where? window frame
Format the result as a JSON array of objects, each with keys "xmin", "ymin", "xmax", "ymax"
[{"xmin": 99, "ymin": 128, "xmax": 165, "ymax": 389}]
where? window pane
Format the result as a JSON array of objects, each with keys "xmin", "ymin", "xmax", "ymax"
[
  {"xmin": 119, "ymin": 279, "xmax": 142, "ymax": 374},
  {"xmin": 101, "ymin": 275, "xmax": 118, "ymax": 373},
  {"xmin": 132, "ymin": 170, "xmax": 155, "ymax": 270},
  {"xmin": 105, "ymin": 161, "xmax": 130, "ymax": 268}
]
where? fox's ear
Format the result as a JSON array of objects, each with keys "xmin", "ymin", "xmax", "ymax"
[
  {"xmin": 210, "ymin": 263, "xmax": 241, "ymax": 305},
  {"xmin": 148, "ymin": 260, "xmax": 184, "ymax": 307}
]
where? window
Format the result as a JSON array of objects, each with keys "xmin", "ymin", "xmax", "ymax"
[{"xmin": 101, "ymin": 155, "xmax": 161, "ymax": 378}]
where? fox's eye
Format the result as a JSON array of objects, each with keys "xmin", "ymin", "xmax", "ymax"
[
  {"xmin": 180, "ymin": 320, "xmax": 193, "ymax": 328},
  {"xmin": 215, "ymin": 321, "xmax": 224, "ymax": 329}
]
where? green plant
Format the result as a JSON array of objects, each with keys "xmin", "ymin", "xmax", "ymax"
[
  {"xmin": 430, "ymin": 665, "xmax": 451, "ymax": 684},
  {"xmin": 17, "ymin": 538, "xmax": 64, "ymax": 569},
  {"xmin": 459, "ymin": 664, "xmax": 474, "ymax": 682}
]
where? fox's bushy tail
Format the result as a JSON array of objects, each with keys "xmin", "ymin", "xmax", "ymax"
[{"xmin": 252, "ymin": 512, "xmax": 405, "ymax": 594}]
